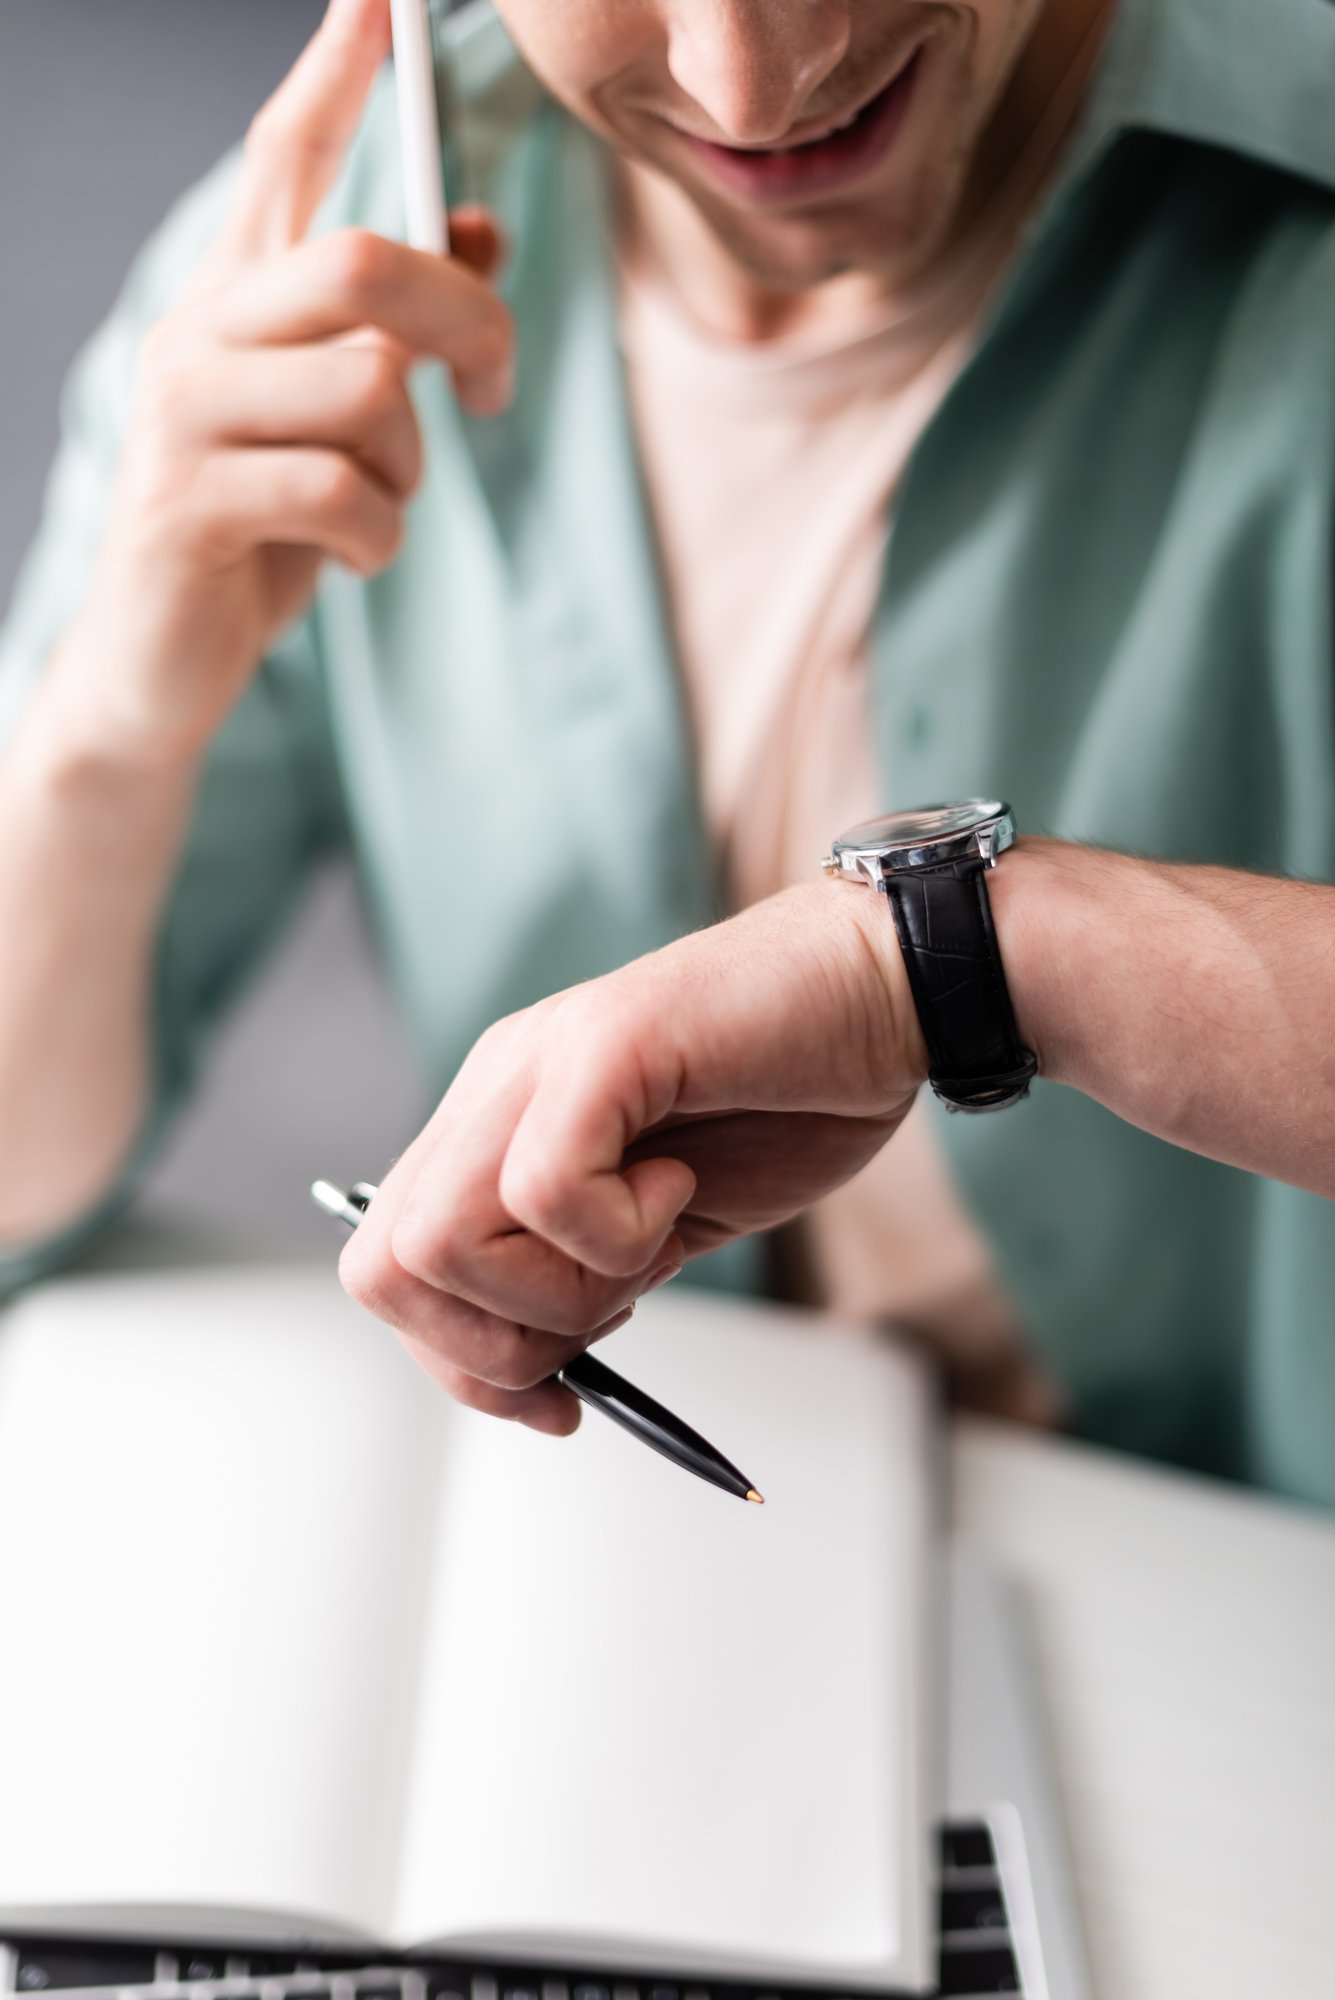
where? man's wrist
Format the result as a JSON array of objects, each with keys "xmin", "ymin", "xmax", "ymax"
[
  {"xmin": 7, "ymin": 667, "xmax": 201, "ymax": 890},
  {"xmin": 35, "ymin": 615, "xmax": 210, "ymax": 787},
  {"xmin": 986, "ymin": 836, "xmax": 1125, "ymax": 1093},
  {"xmin": 818, "ymin": 874, "xmax": 932, "ymax": 1105}
]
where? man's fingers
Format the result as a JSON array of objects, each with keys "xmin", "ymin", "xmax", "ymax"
[
  {"xmin": 404, "ymin": 1331, "xmax": 583, "ymax": 1436},
  {"xmin": 500, "ymin": 1128, "xmax": 698, "ymax": 1285},
  {"xmin": 339, "ymin": 1225, "xmax": 648, "ymax": 1436},
  {"xmin": 339, "ymin": 1235, "xmax": 589, "ymax": 1387},
  {"xmin": 389, "ymin": 1197, "xmax": 673, "ymax": 1333},
  {"xmin": 188, "ymin": 446, "xmax": 405, "ymax": 576},
  {"xmin": 219, "ymin": 0, "xmax": 392, "ymax": 264},
  {"xmin": 440, "ymin": 1367, "xmax": 582, "ymax": 1438},
  {"xmin": 173, "ymin": 344, "xmax": 423, "ymax": 499},
  {"xmin": 501, "ymin": 1140, "xmax": 697, "ymax": 1279},
  {"xmin": 495, "ymin": 998, "xmax": 697, "ymax": 1276},
  {"xmin": 214, "ymin": 229, "xmax": 514, "ymax": 412}
]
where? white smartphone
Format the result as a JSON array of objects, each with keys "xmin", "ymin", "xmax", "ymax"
[{"xmin": 389, "ymin": 0, "xmax": 450, "ymax": 254}]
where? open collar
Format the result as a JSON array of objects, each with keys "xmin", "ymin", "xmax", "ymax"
[{"xmin": 1067, "ymin": 0, "xmax": 1335, "ymax": 195}]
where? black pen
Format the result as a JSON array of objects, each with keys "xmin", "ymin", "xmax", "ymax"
[{"xmin": 310, "ymin": 1179, "xmax": 764, "ymax": 1505}]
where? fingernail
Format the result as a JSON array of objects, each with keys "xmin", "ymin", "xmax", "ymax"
[
  {"xmin": 598, "ymin": 1306, "xmax": 636, "ymax": 1336},
  {"xmin": 644, "ymin": 1262, "xmax": 682, "ymax": 1293}
]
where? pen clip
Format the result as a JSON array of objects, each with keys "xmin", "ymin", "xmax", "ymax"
[{"xmin": 310, "ymin": 1180, "xmax": 378, "ymax": 1231}]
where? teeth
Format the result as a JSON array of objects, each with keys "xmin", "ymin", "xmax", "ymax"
[{"xmin": 795, "ymin": 97, "xmax": 870, "ymax": 148}]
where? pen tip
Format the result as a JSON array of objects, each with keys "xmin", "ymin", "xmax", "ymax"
[{"xmin": 746, "ymin": 1488, "xmax": 764, "ymax": 1505}]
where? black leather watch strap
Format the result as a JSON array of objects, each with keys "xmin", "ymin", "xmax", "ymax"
[{"xmin": 881, "ymin": 860, "xmax": 1037, "ymax": 1112}]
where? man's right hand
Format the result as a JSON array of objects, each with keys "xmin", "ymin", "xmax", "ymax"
[{"xmin": 53, "ymin": 0, "xmax": 513, "ymax": 774}]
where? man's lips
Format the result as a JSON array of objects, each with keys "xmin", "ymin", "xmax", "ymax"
[{"xmin": 670, "ymin": 53, "xmax": 924, "ymax": 206}]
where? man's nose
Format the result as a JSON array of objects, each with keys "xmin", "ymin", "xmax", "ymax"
[{"xmin": 665, "ymin": 0, "xmax": 852, "ymax": 146}]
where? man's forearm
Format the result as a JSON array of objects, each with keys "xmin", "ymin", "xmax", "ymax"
[
  {"xmin": 992, "ymin": 839, "xmax": 1335, "ymax": 1198},
  {"xmin": 0, "ymin": 635, "xmax": 200, "ymax": 1245}
]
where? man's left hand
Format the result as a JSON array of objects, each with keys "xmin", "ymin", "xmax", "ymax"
[{"xmin": 338, "ymin": 881, "xmax": 927, "ymax": 1431}]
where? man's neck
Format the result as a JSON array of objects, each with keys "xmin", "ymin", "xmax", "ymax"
[{"xmin": 616, "ymin": 0, "xmax": 1116, "ymax": 345}]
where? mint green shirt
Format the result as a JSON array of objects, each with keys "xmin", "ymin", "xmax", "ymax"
[{"xmin": 2, "ymin": 0, "xmax": 1334, "ymax": 1502}]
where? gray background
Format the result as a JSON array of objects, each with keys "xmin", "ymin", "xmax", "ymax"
[{"xmin": 0, "ymin": 1, "xmax": 429, "ymax": 1249}]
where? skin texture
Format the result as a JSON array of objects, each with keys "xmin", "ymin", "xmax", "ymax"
[
  {"xmin": 340, "ymin": 883, "xmax": 927, "ymax": 1431},
  {"xmin": 3, "ymin": 0, "xmax": 1332, "ymax": 1441},
  {"xmin": 498, "ymin": 0, "xmax": 1112, "ymax": 334}
]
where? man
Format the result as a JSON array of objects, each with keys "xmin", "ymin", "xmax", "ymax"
[{"xmin": 1, "ymin": 0, "xmax": 1332, "ymax": 1499}]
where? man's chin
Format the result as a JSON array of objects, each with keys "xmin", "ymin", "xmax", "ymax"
[
  {"xmin": 664, "ymin": 150, "xmax": 963, "ymax": 300},
  {"xmin": 689, "ymin": 198, "xmax": 947, "ymax": 299}
]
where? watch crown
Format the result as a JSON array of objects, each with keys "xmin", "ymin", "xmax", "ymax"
[{"xmin": 820, "ymin": 853, "xmax": 839, "ymax": 876}]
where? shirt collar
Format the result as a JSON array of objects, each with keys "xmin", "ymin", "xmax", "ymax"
[{"xmin": 1069, "ymin": 0, "xmax": 1335, "ymax": 193}]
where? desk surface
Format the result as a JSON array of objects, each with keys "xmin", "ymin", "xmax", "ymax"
[{"xmin": 951, "ymin": 1419, "xmax": 1335, "ymax": 2000}]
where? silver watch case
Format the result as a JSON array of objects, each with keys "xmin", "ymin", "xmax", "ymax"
[{"xmin": 821, "ymin": 800, "xmax": 1016, "ymax": 887}]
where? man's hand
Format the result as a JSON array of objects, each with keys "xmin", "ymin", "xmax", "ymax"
[
  {"xmin": 51, "ymin": 0, "xmax": 513, "ymax": 775},
  {"xmin": 337, "ymin": 837, "xmax": 1335, "ymax": 1436},
  {"xmin": 339, "ymin": 882, "xmax": 928, "ymax": 1432},
  {"xmin": 0, "ymin": 0, "xmax": 512, "ymax": 1247}
]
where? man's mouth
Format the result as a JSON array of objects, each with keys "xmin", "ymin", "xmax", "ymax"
[{"xmin": 673, "ymin": 52, "xmax": 924, "ymax": 206}]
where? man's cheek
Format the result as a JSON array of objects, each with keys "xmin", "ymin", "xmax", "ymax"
[{"xmin": 491, "ymin": 0, "xmax": 639, "ymax": 128}]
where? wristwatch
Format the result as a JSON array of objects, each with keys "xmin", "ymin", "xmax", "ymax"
[{"xmin": 822, "ymin": 801, "xmax": 1037, "ymax": 1113}]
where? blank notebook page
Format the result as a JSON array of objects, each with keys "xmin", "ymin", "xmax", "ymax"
[
  {"xmin": 394, "ymin": 1288, "xmax": 935, "ymax": 1987},
  {"xmin": 0, "ymin": 1266, "xmax": 444, "ymax": 1937}
]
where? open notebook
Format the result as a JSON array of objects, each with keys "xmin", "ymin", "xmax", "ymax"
[{"xmin": 0, "ymin": 1266, "xmax": 937, "ymax": 1991}]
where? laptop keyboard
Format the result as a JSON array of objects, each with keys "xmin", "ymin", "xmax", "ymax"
[
  {"xmin": 937, "ymin": 1823, "xmax": 1021, "ymax": 1993},
  {"xmin": 0, "ymin": 1823, "xmax": 1022, "ymax": 2000}
]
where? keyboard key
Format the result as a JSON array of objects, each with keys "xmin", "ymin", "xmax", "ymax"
[
  {"xmin": 503, "ymin": 1986, "xmax": 540, "ymax": 2000},
  {"xmin": 572, "ymin": 1986, "xmax": 610, "ymax": 2000},
  {"xmin": 355, "ymin": 1988, "xmax": 403, "ymax": 2000},
  {"xmin": 941, "ymin": 1823, "xmax": 997, "ymax": 1871},
  {"xmin": 424, "ymin": 1985, "xmax": 468, "ymax": 2000},
  {"xmin": 937, "ymin": 1943, "xmax": 1020, "ymax": 1994},
  {"xmin": 178, "ymin": 1959, "xmax": 228, "ymax": 1983},
  {"xmin": 16, "ymin": 1948, "xmax": 160, "ymax": 1991},
  {"xmin": 940, "ymin": 1884, "xmax": 1009, "ymax": 1933}
]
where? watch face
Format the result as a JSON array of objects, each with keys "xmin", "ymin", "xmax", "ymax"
[
  {"xmin": 838, "ymin": 801, "xmax": 1007, "ymax": 850},
  {"xmin": 825, "ymin": 800, "xmax": 1014, "ymax": 880}
]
